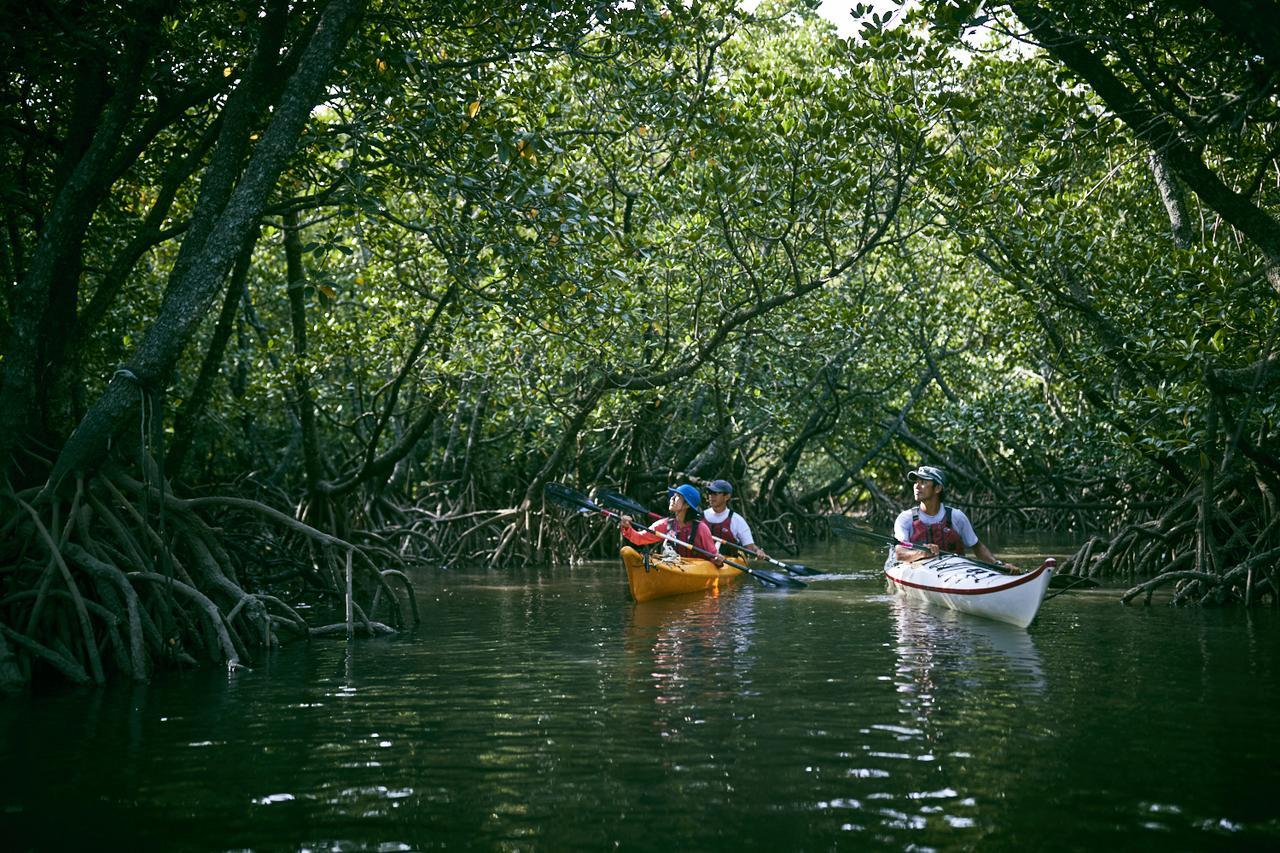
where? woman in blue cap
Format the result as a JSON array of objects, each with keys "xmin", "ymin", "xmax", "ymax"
[{"xmin": 620, "ymin": 484, "xmax": 724, "ymax": 565}]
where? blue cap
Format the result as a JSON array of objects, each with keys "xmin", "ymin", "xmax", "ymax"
[
  {"xmin": 667, "ymin": 484, "xmax": 701, "ymax": 510},
  {"xmin": 707, "ymin": 479, "xmax": 733, "ymax": 494}
]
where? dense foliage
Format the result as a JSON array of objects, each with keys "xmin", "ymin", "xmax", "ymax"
[{"xmin": 2, "ymin": 0, "xmax": 1276, "ymax": 688}]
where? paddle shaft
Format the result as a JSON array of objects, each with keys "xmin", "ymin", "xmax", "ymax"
[
  {"xmin": 609, "ymin": 509, "xmax": 751, "ymax": 572},
  {"xmin": 544, "ymin": 483, "xmax": 801, "ymax": 588},
  {"xmin": 546, "ymin": 483, "xmax": 803, "ymax": 588},
  {"xmin": 626, "ymin": 506, "xmax": 766, "ymax": 558},
  {"xmin": 593, "ymin": 486, "xmax": 817, "ymax": 575},
  {"xmin": 830, "ymin": 519, "xmax": 1015, "ymax": 574},
  {"xmin": 614, "ymin": 508, "xmax": 805, "ymax": 587}
]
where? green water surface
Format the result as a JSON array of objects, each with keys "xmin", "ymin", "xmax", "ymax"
[{"xmin": 2, "ymin": 544, "xmax": 1276, "ymax": 850}]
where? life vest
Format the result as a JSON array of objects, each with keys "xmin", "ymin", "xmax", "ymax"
[
  {"xmin": 665, "ymin": 516, "xmax": 706, "ymax": 558},
  {"xmin": 705, "ymin": 510, "xmax": 738, "ymax": 546},
  {"xmin": 910, "ymin": 507, "xmax": 966, "ymax": 556}
]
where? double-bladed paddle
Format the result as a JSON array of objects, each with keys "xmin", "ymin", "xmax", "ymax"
[
  {"xmin": 825, "ymin": 514, "xmax": 1021, "ymax": 574},
  {"xmin": 828, "ymin": 515, "xmax": 1094, "ymax": 591},
  {"xmin": 592, "ymin": 485, "xmax": 822, "ymax": 577},
  {"xmin": 544, "ymin": 483, "xmax": 805, "ymax": 589}
]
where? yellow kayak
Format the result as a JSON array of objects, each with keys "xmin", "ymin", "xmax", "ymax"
[{"xmin": 620, "ymin": 545, "xmax": 746, "ymax": 603}]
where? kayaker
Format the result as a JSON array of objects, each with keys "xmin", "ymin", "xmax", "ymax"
[
  {"xmin": 703, "ymin": 479, "xmax": 770, "ymax": 561},
  {"xmin": 893, "ymin": 466, "xmax": 1013, "ymax": 569},
  {"xmin": 620, "ymin": 484, "xmax": 724, "ymax": 566}
]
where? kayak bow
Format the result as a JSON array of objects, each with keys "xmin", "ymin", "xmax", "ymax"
[{"xmin": 884, "ymin": 553, "xmax": 1055, "ymax": 628}]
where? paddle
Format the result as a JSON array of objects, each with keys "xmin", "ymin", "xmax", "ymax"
[
  {"xmin": 825, "ymin": 515, "xmax": 1022, "ymax": 574},
  {"xmin": 544, "ymin": 483, "xmax": 806, "ymax": 589},
  {"xmin": 1047, "ymin": 574, "xmax": 1100, "ymax": 592},
  {"xmin": 826, "ymin": 515, "xmax": 1100, "ymax": 592},
  {"xmin": 592, "ymin": 485, "xmax": 822, "ymax": 577}
]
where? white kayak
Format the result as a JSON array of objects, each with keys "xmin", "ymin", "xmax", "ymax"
[{"xmin": 884, "ymin": 554, "xmax": 1055, "ymax": 628}]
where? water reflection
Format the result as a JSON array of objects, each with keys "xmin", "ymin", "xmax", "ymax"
[
  {"xmin": 890, "ymin": 596, "xmax": 1046, "ymax": 697},
  {"xmin": 624, "ymin": 586, "xmax": 760, "ymax": 738},
  {"xmin": 3, "ymin": 558, "xmax": 1278, "ymax": 850},
  {"xmin": 832, "ymin": 597, "xmax": 1052, "ymax": 841}
]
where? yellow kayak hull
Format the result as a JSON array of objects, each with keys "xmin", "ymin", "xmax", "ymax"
[{"xmin": 620, "ymin": 546, "xmax": 745, "ymax": 603}]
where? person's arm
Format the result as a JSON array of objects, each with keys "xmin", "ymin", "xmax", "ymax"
[
  {"xmin": 734, "ymin": 516, "xmax": 767, "ymax": 560},
  {"xmin": 620, "ymin": 515, "xmax": 662, "ymax": 546},
  {"xmin": 893, "ymin": 513, "xmax": 936, "ymax": 561},
  {"xmin": 972, "ymin": 540, "xmax": 1019, "ymax": 571},
  {"xmin": 954, "ymin": 510, "xmax": 1015, "ymax": 570},
  {"xmin": 895, "ymin": 542, "xmax": 938, "ymax": 561}
]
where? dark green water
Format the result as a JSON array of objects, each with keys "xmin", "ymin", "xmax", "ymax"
[{"xmin": 2, "ymin": 544, "xmax": 1277, "ymax": 851}]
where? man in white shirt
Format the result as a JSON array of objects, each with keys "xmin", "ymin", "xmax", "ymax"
[
  {"xmin": 703, "ymin": 479, "xmax": 769, "ymax": 561},
  {"xmin": 892, "ymin": 466, "xmax": 1010, "ymax": 567}
]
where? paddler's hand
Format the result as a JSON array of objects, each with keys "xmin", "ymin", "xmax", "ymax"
[
  {"xmin": 713, "ymin": 554, "xmax": 725, "ymax": 567},
  {"xmin": 620, "ymin": 514, "xmax": 633, "ymax": 531}
]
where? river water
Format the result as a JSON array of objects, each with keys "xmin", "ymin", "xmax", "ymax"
[{"xmin": 2, "ymin": 543, "xmax": 1277, "ymax": 851}]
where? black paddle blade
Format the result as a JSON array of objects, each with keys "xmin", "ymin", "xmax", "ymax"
[
  {"xmin": 755, "ymin": 567, "xmax": 806, "ymax": 588},
  {"xmin": 1049, "ymin": 574, "xmax": 1099, "ymax": 590},
  {"xmin": 716, "ymin": 539, "xmax": 819, "ymax": 577},
  {"xmin": 591, "ymin": 485, "xmax": 651, "ymax": 518},
  {"xmin": 543, "ymin": 482, "xmax": 601, "ymax": 514},
  {"xmin": 593, "ymin": 486, "xmax": 816, "ymax": 580},
  {"xmin": 825, "ymin": 515, "xmax": 892, "ymax": 546},
  {"xmin": 731, "ymin": 561, "xmax": 806, "ymax": 588}
]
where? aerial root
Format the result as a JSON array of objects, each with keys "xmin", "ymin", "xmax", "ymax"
[
  {"xmin": 1058, "ymin": 470, "xmax": 1279, "ymax": 607},
  {"xmin": 1, "ymin": 468, "xmax": 419, "ymax": 688}
]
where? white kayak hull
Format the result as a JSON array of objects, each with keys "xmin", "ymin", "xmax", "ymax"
[{"xmin": 884, "ymin": 555, "xmax": 1054, "ymax": 628}]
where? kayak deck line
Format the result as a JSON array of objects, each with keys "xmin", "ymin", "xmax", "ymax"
[
  {"xmin": 886, "ymin": 561, "xmax": 1051, "ymax": 596},
  {"xmin": 884, "ymin": 555, "xmax": 1055, "ymax": 628}
]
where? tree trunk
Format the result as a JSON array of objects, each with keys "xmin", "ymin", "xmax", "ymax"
[
  {"xmin": 1009, "ymin": 0, "xmax": 1280, "ymax": 293},
  {"xmin": 76, "ymin": 120, "xmax": 222, "ymax": 342},
  {"xmin": 43, "ymin": 0, "xmax": 368, "ymax": 497},
  {"xmin": 1148, "ymin": 150, "xmax": 1192, "ymax": 249},
  {"xmin": 0, "ymin": 5, "xmax": 165, "ymax": 474},
  {"xmin": 166, "ymin": 227, "xmax": 261, "ymax": 478},
  {"xmin": 284, "ymin": 211, "xmax": 322, "ymax": 498}
]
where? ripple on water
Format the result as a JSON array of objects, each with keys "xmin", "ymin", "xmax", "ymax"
[{"xmin": 0, "ymin": 557, "xmax": 1277, "ymax": 851}]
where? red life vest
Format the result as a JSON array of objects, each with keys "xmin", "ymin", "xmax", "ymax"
[
  {"xmin": 665, "ymin": 517, "xmax": 709, "ymax": 558},
  {"xmin": 910, "ymin": 507, "xmax": 966, "ymax": 556},
  {"xmin": 705, "ymin": 510, "xmax": 738, "ymax": 546}
]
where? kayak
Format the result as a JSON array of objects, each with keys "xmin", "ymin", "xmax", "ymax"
[
  {"xmin": 883, "ymin": 554, "xmax": 1055, "ymax": 628},
  {"xmin": 620, "ymin": 545, "xmax": 747, "ymax": 603}
]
